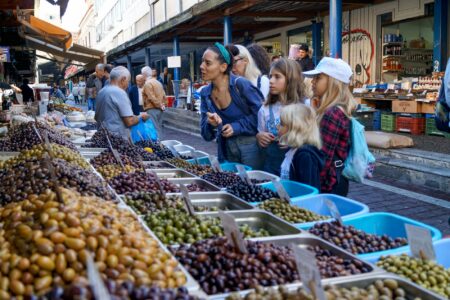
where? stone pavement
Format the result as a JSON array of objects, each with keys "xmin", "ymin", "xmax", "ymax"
[{"xmin": 163, "ymin": 127, "xmax": 450, "ymax": 236}]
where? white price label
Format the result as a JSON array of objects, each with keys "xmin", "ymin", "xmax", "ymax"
[
  {"xmin": 272, "ymin": 180, "xmax": 290, "ymax": 203},
  {"xmin": 148, "ymin": 170, "xmax": 166, "ymax": 196},
  {"xmin": 292, "ymin": 245, "xmax": 326, "ymax": 300},
  {"xmin": 236, "ymin": 165, "xmax": 251, "ymax": 185},
  {"xmin": 405, "ymin": 224, "xmax": 436, "ymax": 260},
  {"xmin": 325, "ymin": 200, "xmax": 343, "ymax": 225},
  {"xmin": 179, "ymin": 184, "xmax": 195, "ymax": 216},
  {"xmin": 209, "ymin": 155, "xmax": 222, "ymax": 172},
  {"xmin": 219, "ymin": 211, "xmax": 247, "ymax": 254}
]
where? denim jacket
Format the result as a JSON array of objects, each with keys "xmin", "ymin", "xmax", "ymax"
[{"xmin": 200, "ymin": 73, "xmax": 263, "ymax": 161}]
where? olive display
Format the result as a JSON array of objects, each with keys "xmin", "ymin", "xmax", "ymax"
[
  {"xmin": 227, "ymin": 183, "xmax": 279, "ymax": 203},
  {"xmin": 143, "ymin": 161, "xmax": 176, "ymax": 169},
  {"xmin": 226, "ymin": 279, "xmax": 421, "ymax": 300},
  {"xmin": 258, "ymin": 199, "xmax": 327, "ymax": 224},
  {"xmin": 124, "ymin": 192, "xmax": 184, "ymax": 214},
  {"xmin": 135, "ymin": 140, "xmax": 175, "ymax": 160},
  {"xmin": 167, "ymin": 158, "xmax": 213, "ymax": 176},
  {"xmin": 145, "ymin": 209, "xmax": 270, "ymax": 245},
  {"xmin": 108, "ymin": 171, "xmax": 180, "ymax": 194},
  {"xmin": 193, "ymin": 206, "xmax": 219, "ymax": 212},
  {"xmin": 201, "ymin": 172, "xmax": 242, "ymax": 188},
  {"xmin": 90, "ymin": 150, "xmax": 144, "ymax": 169},
  {"xmin": 82, "ymin": 128, "xmax": 126, "ymax": 149},
  {"xmin": 0, "ymin": 138, "xmax": 11, "ymax": 151},
  {"xmin": 0, "ymin": 158, "xmax": 115, "ymax": 204},
  {"xmin": 44, "ymin": 283, "xmax": 202, "ymax": 300},
  {"xmin": 377, "ymin": 254, "xmax": 450, "ymax": 297},
  {"xmin": 309, "ymin": 220, "xmax": 408, "ymax": 255},
  {"xmin": 185, "ymin": 183, "xmax": 210, "ymax": 192},
  {"xmin": 96, "ymin": 164, "xmax": 137, "ymax": 180},
  {"xmin": 3, "ymin": 143, "xmax": 90, "ymax": 169},
  {"xmin": 0, "ymin": 188, "xmax": 186, "ymax": 298},
  {"xmin": 250, "ymin": 178, "xmax": 270, "ymax": 185},
  {"xmin": 114, "ymin": 142, "xmax": 159, "ymax": 162},
  {"xmin": 6, "ymin": 121, "xmax": 77, "ymax": 151}
]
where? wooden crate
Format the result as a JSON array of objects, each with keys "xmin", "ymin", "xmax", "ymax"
[{"xmin": 392, "ymin": 100, "xmax": 421, "ymax": 114}]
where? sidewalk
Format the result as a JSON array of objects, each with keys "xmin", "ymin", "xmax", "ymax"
[{"xmin": 163, "ymin": 127, "xmax": 450, "ymax": 235}]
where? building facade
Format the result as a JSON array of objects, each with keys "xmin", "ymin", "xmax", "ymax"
[{"xmin": 77, "ymin": 0, "xmax": 95, "ymax": 49}]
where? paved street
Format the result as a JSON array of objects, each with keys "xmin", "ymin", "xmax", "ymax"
[{"xmin": 163, "ymin": 127, "xmax": 450, "ymax": 236}]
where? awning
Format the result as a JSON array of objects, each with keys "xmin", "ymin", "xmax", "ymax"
[{"xmin": 17, "ymin": 11, "xmax": 104, "ymax": 66}]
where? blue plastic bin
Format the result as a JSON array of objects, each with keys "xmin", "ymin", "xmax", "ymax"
[
  {"xmin": 186, "ymin": 157, "xmax": 211, "ymax": 165},
  {"xmin": 219, "ymin": 163, "xmax": 252, "ymax": 172},
  {"xmin": 311, "ymin": 212, "xmax": 442, "ymax": 262},
  {"xmin": 259, "ymin": 180, "xmax": 318, "ymax": 202},
  {"xmin": 292, "ymin": 194, "xmax": 369, "ymax": 229}
]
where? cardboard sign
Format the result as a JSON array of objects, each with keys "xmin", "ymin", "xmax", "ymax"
[
  {"xmin": 168, "ymin": 56, "xmax": 181, "ymax": 68},
  {"xmin": 86, "ymin": 253, "xmax": 111, "ymax": 300},
  {"xmin": 291, "ymin": 244, "xmax": 326, "ymax": 300},
  {"xmin": 209, "ymin": 155, "xmax": 222, "ymax": 172},
  {"xmin": 148, "ymin": 170, "xmax": 165, "ymax": 196},
  {"xmin": 325, "ymin": 199, "xmax": 343, "ymax": 225},
  {"xmin": 179, "ymin": 184, "xmax": 195, "ymax": 216},
  {"xmin": 218, "ymin": 211, "xmax": 247, "ymax": 254},
  {"xmin": 405, "ymin": 224, "xmax": 436, "ymax": 260},
  {"xmin": 272, "ymin": 180, "xmax": 290, "ymax": 203},
  {"xmin": 31, "ymin": 123, "xmax": 43, "ymax": 143},
  {"xmin": 236, "ymin": 164, "xmax": 251, "ymax": 185}
]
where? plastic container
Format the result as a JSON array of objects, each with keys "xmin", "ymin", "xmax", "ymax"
[
  {"xmin": 329, "ymin": 212, "xmax": 442, "ymax": 262},
  {"xmin": 161, "ymin": 140, "xmax": 182, "ymax": 147},
  {"xmin": 426, "ymin": 117, "xmax": 450, "ymax": 138},
  {"xmin": 166, "ymin": 96, "xmax": 175, "ymax": 107},
  {"xmin": 396, "ymin": 116, "xmax": 425, "ymax": 135},
  {"xmin": 381, "ymin": 112, "xmax": 396, "ymax": 132},
  {"xmin": 220, "ymin": 162, "xmax": 252, "ymax": 172},
  {"xmin": 293, "ymin": 194, "xmax": 369, "ymax": 229},
  {"xmin": 260, "ymin": 180, "xmax": 319, "ymax": 202}
]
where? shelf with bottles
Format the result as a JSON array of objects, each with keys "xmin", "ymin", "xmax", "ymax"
[
  {"xmin": 402, "ymin": 48, "xmax": 433, "ymax": 62},
  {"xmin": 382, "ymin": 56, "xmax": 402, "ymax": 72}
]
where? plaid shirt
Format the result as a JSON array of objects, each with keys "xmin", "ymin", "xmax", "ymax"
[{"xmin": 320, "ymin": 106, "xmax": 350, "ymax": 192}]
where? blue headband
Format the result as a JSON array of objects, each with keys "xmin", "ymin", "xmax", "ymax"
[{"xmin": 214, "ymin": 42, "xmax": 231, "ymax": 65}]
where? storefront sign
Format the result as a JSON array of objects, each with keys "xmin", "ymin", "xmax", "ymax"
[{"xmin": 0, "ymin": 47, "xmax": 10, "ymax": 63}]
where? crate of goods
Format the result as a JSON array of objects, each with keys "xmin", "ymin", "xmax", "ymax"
[
  {"xmin": 392, "ymin": 100, "xmax": 421, "ymax": 113},
  {"xmin": 396, "ymin": 115, "xmax": 425, "ymax": 135},
  {"xmin": 372, "ymin": 110, "xmax": 381, "ymax": 130},
  {"xmin": 353, "ymin": 111, "xmax": 374, "ymax": 130},
  {"xmin": 381, "ymin": 112, "xmax": 396, "ymax": 132},
  {"xmin": 425, "ymin": 115, "xmax": 450, "ymax": 137}
]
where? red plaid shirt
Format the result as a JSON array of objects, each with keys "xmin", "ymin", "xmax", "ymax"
[{"xmin": 319, "ymin": 106, "xmax": 350, "ymax": 192}]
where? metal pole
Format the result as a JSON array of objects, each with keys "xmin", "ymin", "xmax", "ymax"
[
  {"xmin": 312, "ymin": 20, "xmax": 323, "ymax": 66},
  {"xmin": 173, "ymin": 36, "xmax": 180, "ymax": 81},
  {"xmin": 224, "ymin": 16, "xmax": 232, "ymax": 45},
  {"xmin": 127, "ymin": 55, "xmax": 133, "ymax": 79},
  {"xmin": 145, "ymin": 48, "xmax": 151, "ymax": 66},
  {"xmin": 329, "ymin": 0, "xmax": 342, "ymax": 58},
  {"xmin": 433, "ymin": 0, "xmax": 448, "ymax": 72}
]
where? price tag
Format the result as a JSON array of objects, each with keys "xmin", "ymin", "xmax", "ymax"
[
  {"xmin": 325, "ymin": 200, "xmax": 343, "ymax": 225},
  {"xmin": 236, "ymin": 165, "xmax": 251, "ymax": 185},
  {"xmin": 291, "ymin": 244, "xmax": 326, "ymax": 300},
  {"xmin": 86, "ymin": 253, "xmax": 111, "ymax": 300},
  {"xmin": 111, "ymin": 149, "xmax": 125, "ymax": 170},
  {"xmin": 209, "ymin": 155, "xmax": 222, "ymax": 172},
  {"xmin": 167, "ymin": 145, "xmax": 180, "ymax": 157},
  {"xmin": 31, "ymin": 123, "xmax": 43, "ymax": 143},
  {"xmin": 405, "ymin": 224, "xmax": 436, "ymax": 260},
  {"xmin": 148, "ymin": 170, "xmax": 166, "ymax": 197},
  {"xmin": 179, "ymin": 184, "xmax": 195, "ymax": 216},
  {"xmin": 189, "ymin": 149, "xmax": 199, "ymax": 165},
  {"xmin": 218, "ymin": 211, "xmax": 247, "ymax": 254},
  {"xmin": 272, "ymin": 180, "xmax": 290, "ymax": 203},
  {"xmin": 42, "ymin": 153, "xmax": 64, "ymax": 202}
]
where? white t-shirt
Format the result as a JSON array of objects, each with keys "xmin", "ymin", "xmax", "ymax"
[
  {"xmin": 251, "ymin": 75, "xmax": 270, "ymax": 100},
  {"xmin": 257, "ymin": 102, "xmax": 282, "ymax": 135},
  {"xmin": 78, "ymin": 81, "xmax": 86, "ymax": 96},
  {"xmin": 138, "ymin": 87, "xmax": 143, "ymax": 106}
]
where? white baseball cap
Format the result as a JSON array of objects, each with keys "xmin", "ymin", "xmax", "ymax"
[{"xmin": 303, "ymin": 57, "xmax": 353, "ymax": 84}]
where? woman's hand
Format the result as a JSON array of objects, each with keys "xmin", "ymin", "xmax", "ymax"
[
  {"xmin": 221, "ymin": 124, "xmax": 234, "ymax": 138},
  {"xmin": 206, "ymin": 112, "xmax": 222, "ymax": 127},
  {"xmin": 256, "ymin": 132, "xmax": 275, "ymax": 148}
]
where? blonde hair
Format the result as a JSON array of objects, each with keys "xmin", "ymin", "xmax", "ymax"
[
  {"xmin": 279, "ymin": 104, "xmax": 322, "ymax": 149},
  {"xmin": 316, "ymin": 75, "xmax": 357, "ymax": 120},
  {"xmin": 236, "ymin": 45, "xmax": 261, "ymax": 85}
]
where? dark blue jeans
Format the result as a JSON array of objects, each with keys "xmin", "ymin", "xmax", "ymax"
[
  {"xmin": 88, "ymin": 97, "xmax": 96, "ymax": 111},
  {"xmin": 225, "ymin": 135, "xmax": 263, "ymax": 170}
]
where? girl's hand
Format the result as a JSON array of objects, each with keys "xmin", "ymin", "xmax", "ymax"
[
  {"xmin": 221, "ymin": 124, "xmax": 234, "ymax": 138},
  {"xmin": 207, "ymin": 112, "xmax": 222, "ymax": 127},
  {"xmin": 256, "ymin": 132, "xmax": 275, "ymax": 148}
]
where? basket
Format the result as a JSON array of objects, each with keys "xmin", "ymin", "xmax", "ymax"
[
  {"xmin": 381, "ymin": 112, "xmax": 396, "ymax": 132},
  {"xmin": 396, "ymin": 116, "xmax": 425, "ymax": 135},
  {"xmin": 425, "ymin": 117, "xmax": 450, "ymax": 138}
]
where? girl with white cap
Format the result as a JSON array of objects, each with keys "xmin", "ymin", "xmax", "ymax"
[{"xmin": 303, "ymin": 57, "xmax": 357, "ymax": 196}]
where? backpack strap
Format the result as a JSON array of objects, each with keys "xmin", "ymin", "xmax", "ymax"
[{"xmin": 257, "ymin": 76, "xmax": 262, "ymax": 90}]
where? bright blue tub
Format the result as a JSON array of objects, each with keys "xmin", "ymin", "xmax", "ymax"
[
  {"xmin": 259, "ymin": 180, "xmax": 318, "ymax": 202},
  {"xmin": 185, "ymin": 158, "xmax": 252, "ymax": 173}
]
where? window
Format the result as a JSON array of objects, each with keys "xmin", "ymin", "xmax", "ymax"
[
  {"xmin": 153, "ymin": 0, "xmax": 165, "ymax": 26},
  {"xmin": 135, "ymin": 13, "xmax": 150, "ymax": 36},
  {"xmin": 182, "ymin": 0, "xmax": 197, "ymax": 10},
  {"xmin": 166, "ymin": 0, "xmax": 180, "ymax": 19}
]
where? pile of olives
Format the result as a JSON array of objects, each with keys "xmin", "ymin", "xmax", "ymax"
[
  {"xmin": 167, "ymin": 158, "xmax": 213, "ymax": 176},
  {"xmin": 377, "ymin": 254, "xmax": 450, "ymax": 297},
  {"xmin": 0, "ymin": 158, "xmax": 115, "ymax": 204},
  {"xmin": 82, "ymin": 128, "xmax": 126, "ymax": 149},
  {"xmin": 201, "ymin": 172, "xmax": 242, "ymax": 188},
  {"xmin": 144, "ymin": 161, "xmax": 176, "ymax": 169},
  {"xmin": 0, "ymin": 188, "xmax": 186, "ymax": 298},
  {"xmin": 124, "ymin": 192, "xmax": 184, "ymax": 214},
  {"xmin": 185, "ymin": 183, "xmax": 211, "ymax": 192},
  {"xmin": 3, "ymin": 143, "xmax": 90, "ymax": 169},
  {"xmin": 108, "ymin": 171, "xmax": 180, "ymax": 194},
  {"xmin": 258, "ymin": 199, "xmax": 327, "ymax": 224},
  {"xmin": 227, "ymin": 183, "xmax": 279, "ymax": 203},
  {"xmin": 44, "ymin": 283, "xmax": 202, "ymax": 300},
  {"xmin": 226, "ymin": 279, "xmax": 418, "ymax": 300},
  {"xmin": 0, "ymin": 138, "xmax": 11, "ymax": 151},
  {"xmin": 96, "ymin": 164, "xmax": 137, "ymax": 180},
  {"xmin": 91, "ymin": 150, "xmax": 143, "ymax": 169},
  {"xmin": 250, "ymin": 178, "xmax": 271, "ymax": 185},
  {"xmin": 7, "ymin": 121, "xmax": 77, "ymax": 151},
  {"xmin": 144, "ymin": 208, "xmax": 270, "ymax": 245},
  {"xmin": 135, "ymin": 140, "xmax": 175, "ymax": 160},
  {"xmin": 309, "ymin": 220, "xmax": 408, "ymax": 254}
]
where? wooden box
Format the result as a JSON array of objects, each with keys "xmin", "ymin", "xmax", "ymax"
[
  {"xmin": 392, "ymin": 100, "xmax": 421, "ymax": 113},
  {"xmin": 420, "ymin": 101, "xmax": 436, "ymax": 114}
]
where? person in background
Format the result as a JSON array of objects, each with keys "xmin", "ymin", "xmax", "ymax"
[
  {"xmin": 93, "ymin": 64, "xmax": 104, "ymax": 109},
  {"xmin": 103, "ymin": 64, "xmax": 113, "ymax": 87},
  {"xmin": 72, "ymin": 82, "xmax": 79, "ymax": 104},
  {"xmin": 304, "ymin": 57, "xmax": 357, "ymax": 196},
  {"xmin": 278, "ymin": 104, "xmax": 324, "ymax": 190},
  {"xmin": 141, "ymin": 66, "xmax": 152, "ymax": 82},
  {"xmin": 20, "ymin": 79, "xmax": 34, "ymax": 103},
  {"xmin": 152, "ymin": 69, "xmax": 163, "ymax": 85},
  {"xmin": 128, "ymin": 74, "xmax": 145, "ymax": 115},
  {"xmin": 272, "ymin": 55, "xmax": 281, "ymax": 63},
  {"xmin": 86, "ymin": 74, "xmax": 97, "ymax": 111},
  {"xmin": 200, "ymin": 43, "xmax": 263, "ymax": 168},
  {"xmin": 54, "ymin": 85, "xmax": 66, "ymax": 101},
  {"xmin": 95, "ymin": 66, "xmax": 149, "ymax": 136},
  {"xmin": 228, "ymin": 44, "xmax": 269, "ymax": 99},
  {"xmin": 78, "ymin": 77, "xmax": 86, "ymax": 104},
  {"xmin": 256, "ymin": 58, "xmax": 306, "ymax": 175},
  {"xmin": 247, "ymin": 43, "xmax": 271, "ymax": 76},
  {"xmin": 297, "ymin": 44, "xmax": 315, "ymax": 72},
  {"xmin": 142, "ymin": 67, "xmax": 166, "ymax": 138},
  {"xmin": 159, "ymin": 67, "xmax": 173, "ymax": 95}
]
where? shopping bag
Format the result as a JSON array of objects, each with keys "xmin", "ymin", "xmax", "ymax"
[
  {"xmin": 342, "ymin": 118, "xmax": 375, "ymax": 183},
  {"xmin": 131, "ymin": 118, "xmax": 158, "ymax": 143}
]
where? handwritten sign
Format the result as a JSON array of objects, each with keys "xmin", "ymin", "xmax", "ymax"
[
  {"xmin": 272, "ymin": 180, "xmax": 290, "ymax": 203},
  {"xmin": 209, "ymin": 155, "xmax": 222, "ymax": 172},
  {"xmin": 219, "ymin": 211, "xmax": 247, "ymax": 254},
  {"xmin": 86, "ymin": 253, "xmax": 111, "ymax": 300},
  {"xmin": 405, "ymin": 224, "xmax": 436, "ymax": 260},
  {"xmin": 325, "ymin": 200, "xmax": 343, "ymax": 225},
  {"xmin": 179, "ymin": 184, "xmax": 195, "ymax": 216},
  {"xmin": 236, "ymin": 165, "xmax": 251, "ymax": 185},
  {"xmin": 148, "ymin": 170, "xmax": 165, "ymax": 197},
  {"xmin": 167, "ymin": 145, "xmax": 180, "ymax": 158}
]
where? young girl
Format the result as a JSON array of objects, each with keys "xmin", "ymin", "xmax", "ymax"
[
  {"xmin": 278, "ymin": 104, "xmax": 324, "ymax": 190},
  {"xmin": 256, "ymin": 58, "xmax": 306, "ymax": 175},
  {"xmin": 303, "ymin": 57, "xmax": 357, "ymax": 196}
]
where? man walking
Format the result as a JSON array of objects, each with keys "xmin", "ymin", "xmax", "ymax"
[
  {"xmin": 128, "ymin": 74, "xmax": 145, "ymax": 115},
  {"xmin": 297, "ymin": 44, "xmax": 315, "ymax": 72},
  {"xmin": 142, "ymin": 66, "xmax": 166, "ymax": 138}
]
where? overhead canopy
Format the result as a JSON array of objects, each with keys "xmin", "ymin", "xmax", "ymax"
[{"xmin": 17, "ymin": 11, "xmax": 104, "ymax": 66}]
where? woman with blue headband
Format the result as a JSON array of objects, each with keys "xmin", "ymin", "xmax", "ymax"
[{"xmin": 200, "ymin": 43, "xmax": 264, "ymax": 169}]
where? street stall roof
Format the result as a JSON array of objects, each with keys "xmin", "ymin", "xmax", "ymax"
[{"xmin": 107, "ymin": 0, "xmax": 390, "ymax": 61}]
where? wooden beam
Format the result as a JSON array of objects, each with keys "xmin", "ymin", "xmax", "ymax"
[
  {"xmin": 224, "ymin": 0, "xmax": 262, "ymax": 16},
  {"xmin": 233, "ymin": 11, "xmax": 317, "ymax": 18}
]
